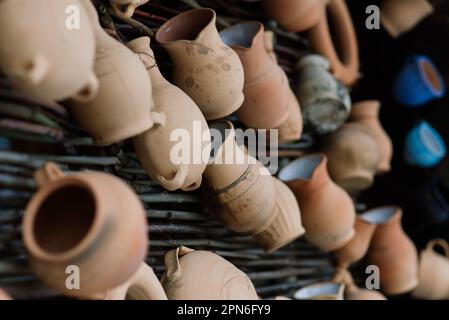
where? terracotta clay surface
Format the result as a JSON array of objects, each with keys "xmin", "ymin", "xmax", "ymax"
[{"xmin": 109, "ymin": 0, "xmax": 149, "ymax": 18}]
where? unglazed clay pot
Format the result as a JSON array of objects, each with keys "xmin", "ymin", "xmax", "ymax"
[
  {"xmin": 0, "ymin": 0, "xmax": 97, "ymax": 101},
  {"xmin": 277, "ymin": 90, "xmax": 304, "ymax": 144},
  {"xmin": 220, "ymin": 21, "xmax": 293, "ymax": 129},
  {"xmin": 278, "ymin": 153, "xmax": 356, "ymax": 251},
  {"xmin": 319, "ymin": 123, "xmax": 381, "ymax": 194},
  {"xmin": 381, "ymin": 0, "xmax": 434, "ymax": 38},
  {"xmin": 155, "ymin": 9, "xmax": 244, "ymax": 120},
  {"xmin": 161, "ymin": 247, "xmax": 259, "ymax": 300},
  {"xmin": 109, "ymin": 0, "xmax": 149, "ymax": 18},
  {"xmin": 366, "ymin": 206, "xmax": 419, "ymax": 295},
  {"xmin": 128, "ymin": 37, "xmax": 210, "ymax": 191},
  {"xmin": 412, "ymin": 239, "xmax": 449, "ymax": 300},
  {"xmin": 0, "ymin": 288, "xmax": 11, "ymax": 300},
  {"xmin": 69, "ymin": 0, "xmax": 158, "ymax": 146},
  {"xmin": 22, "ymin": 162, "xmax": 148, "ymax": 297},
  {"xmin": 333, "ymin": 268, "xmax": 387, "ymax": 300},
  {"xmin": 296, "ymin": 55, "xmax": 351, "ymax": 136},
  {"xmin": 350, "ymin": 101, "xmax": 393, "ymax": 174},
  {"xmin": 306, "ymin": 0, "xmax": 359, "ymax": 86},
  {"xmin": 294, "ymin": 282, "xmax": 345, "ymax": 300},
  {"xmin": 263, "ymin": 0, "xmax": 322, "ymax": 32}
]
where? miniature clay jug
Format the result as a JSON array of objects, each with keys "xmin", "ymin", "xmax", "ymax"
[
  {"xmin": 332, "ymin": 268, "xmax": 387, "ymax": 300},
  {"xmin": 22, "ymin": 162, "xmax": 148, "ymax": 297},
  {"xmin": 161, "ymin": 247, "xmax": 259, "ymax": 300},
  {"xmin": 319, "ymin": 123, "xmax": 381, "ymax": 194},
  {"xmin": 220, "ymin": 22, "xmax": 294, "ymax": 129},
  {"xmin": 296, "ymin": 55, "xmax": 351, "ymax": 136},
  {"xmin": 109, "ymin": 0, "xmax": 149, "ymax": 18},
  {"xmin": 155, "ymin": 9, "xmax": 245, "ymax": 120},
  {"xmin": 306, "ymin": 0, "xmax": 359, "ymax": 86},
  {"xmin": 0, "ymin": 288, "xmax": 11, "ymax": 300},
  {"xmin": 263, "ymin": 0, "xmax": 322, "ymax": 32},
  {"xmin": 0, "ymin": 0, "xmax": 98, "ymax": 102},
  {"xmin": 366, "ymin": 206, "xmax": 419, "ymax": 295},
  {"xmin": 294, "ymin": 282, "xmax": 345, "ymax": 300},
  {"xmin": 69, "ymin": 0, "xmax": 158, "ymax": 146},
  {"xmin": 412, "ymin": 239, "xmax": 449, "ymax": 300},
  {"xmin": 350, "ymin": 101, "xmax": 393, "ymax": 174},
  {"xmin": 128, "ymin": 37, "xmax": 211, "ymax": 191},
  {"xmin": 278, "ymin": 153, "xmax": 356, "ymax": 251},
  {"xmin": 381, "ymin": 0, "xmax": 434, "ymax": 38}
]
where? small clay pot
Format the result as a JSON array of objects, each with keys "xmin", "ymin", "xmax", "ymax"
[
  {"xmin": 319, "ymin": 123, "xmax": 381, "ymax": 194},
  {"xmin": 306, "ymin": 0, "xmax": 359, "ymax": 86},
  {"xmin": 155, "ymin": 9, "xmax": 244, "ymax": 120},
  {"xmin": 412, "ymin": 239, "xmax": 449, "ymax": 300},
  {"xmin": 332, "ymin": 268, "xmax": 387, "ymax": 300},
  {"xmin": 350, "ymin": 101, "xmax": 393, "ymax": 174},
  {"xmin": 161, "ymin": 247, "xmax": 259, "ymax": 300},
  {"xmin": 109, "ymin": 0, "xmax": 149, "ymax": 18},
  {"xmin": 128, "ymin": 37, "xmax": 210, "ymax": 192},
  {"xmin": 0, "ymin": 0, "xmax": 98, "ymax": 101},
  {"xmin": 0, "ymin": 288, "xmax": 11, "ymax": 300},
  {"xmin": 366, "ymin": 206, "xmax": 419, "ymax": 295},
  {"xmin": 381, "ymin": 0, "xmax": 434, "ymax": 38},
  {"xmin": 23, "ymin": 163, "xmax": 148, "ymax": 297},
  {"xmin": 278, "ymin": 153, "xmax": 356, "ymax": 251},
  {"xmin": 294, "ymin": 282, "xmax": 345, "ymax": 300},
  {"xmin": 296, "ymin": 55, "xmax": 351, "ymax": 136}
]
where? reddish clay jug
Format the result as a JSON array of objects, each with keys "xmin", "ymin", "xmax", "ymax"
[
  {"xmin": 156, "ymin": 9, "xmax": 244, "ymax": 120},
  {"xmin": 367, "ymin": 206, "xmax": 419, "ymax": 295},
  {"xmin": 332, "ymin": 268, "xmax": 387, "ymax": 300},
  {"xmin": 278, "ymin": 153, "xmax": 356, "ymax": 251},
  {"xmin": 161, "ymin": 247, "xmax": 259, "ymax": 300},
  {"xmin": 109, "ymin": 0, "xmax": 149, "ymax": 18},
  {"xmin": 22, "ymin": 162, "xmax": 148, "ymax": 297},
  {"xmin": 127, "ymin": 37, "xmax": 210, "ymax": 191}
]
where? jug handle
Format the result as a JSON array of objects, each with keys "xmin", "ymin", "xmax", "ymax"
[
  {"xmin": 427, "ymin": 239, "xmax": 449, "ymax": 258},
  {"xmin": 12, "ymin": 53, "xmax": 49, "ymax": 86},
  {"xmin": 156, "ymin": 164, "xmax": 188, "ymax": 191},
  {"xmin": 151, "ymin": 111, "xmax": 166, "ymax": 127},
  {"xmin": 71, "ymin": 72, "xmax": 99, "ymax": 103},
  {"xmin": 163, "ymin": 246, "xmax": 194, "ymax": 282},
  {"xmin": 34, "ymin": 162, "xmax": 64, "ymax": 188}
]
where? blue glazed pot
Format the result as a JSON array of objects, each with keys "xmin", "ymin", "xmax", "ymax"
[
  {"xmin": 393, "ymin": 55, "xmax": 445, "ymax": 107},
  {"xmin": 404, "ymin": 121, "xmax": 447, "ymax": 167}
]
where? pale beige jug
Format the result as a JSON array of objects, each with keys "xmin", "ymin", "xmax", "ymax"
[{"xmin": 109, "ymin": 0, "xmax": 149, "ymax": 18}]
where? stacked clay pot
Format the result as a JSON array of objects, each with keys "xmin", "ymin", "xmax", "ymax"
[
  {"xmin": 109, "ymin": 0, "xmax": 149, "ymax": 18},
  {"xmin": 127, "ymin": 37, "xmax": 211, "ymax": 191}
]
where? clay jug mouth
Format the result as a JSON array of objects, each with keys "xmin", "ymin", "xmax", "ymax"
[
  {"xmin": 278, "ymin": 153, "xmax": 325, "ymax": 182},
  {"xmin": 294, "ymin": 282, "xmax": 344, "ymax": 300},
  {"xmin": 220, "ymin": 21, "xmax": 263, "ymax": 49},
  {"xmin": 359, "ymin": 206, "xmax": 399, "ymax": 225}
]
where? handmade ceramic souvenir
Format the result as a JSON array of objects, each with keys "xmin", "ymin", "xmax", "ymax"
[
  {"xmin": 294, "ymin": 282, "xmax": 345, "ymax": 300},
  {"xmin": 155, "ymin": 9, "xmax": 244, "ymax": 120},
  {"xmin": 109, "ymin": 0, "xmax": 149, "ymax": 18},
  {"xmin": 277, "ymin": 90, "xmax": 304, "ymax": 144},
  {"xmin": 332, "ymin": 268, "xmax": 387, "ymax": 300},
  {"xmin": 22, "ymin": 162, "xmax": 148, "ymax": 297}
]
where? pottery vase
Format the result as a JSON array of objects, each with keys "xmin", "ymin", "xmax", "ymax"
[
  {"xmin": 155, "ymin": 9, "xmax": 245, "ymax": 120},
  {"xmin": 294, "ymin": 282, "xmax": 345, "ymax": 300},
  {"xmin": 332, "ymin": 268, "xmax": 387, "ymax": 300},
  {"xmin": 278, "ymin": 153, "xmax": 356, "ymax": 251},
  {"xmin": 350, "ymin": 101, "xmax": 393, "ymax": 174},
  {"xmin": 381, "ymin": 0, "xmax": 434, "ymax": 38},
  {"xmin": 319, "ymin": 123, "xmax": 381, "ymax": 194},
  {"xmin": 69, "ymin": 0, "xmax": 158, "ymax": 146},
  {"xmin": 22, "ymin": 162, "xmax": 148, "ymax": 297},
  {"xmin": 161, "ymin": 247, "xmax": 259, "ymax": 300},
  {"xmin": 306, "ymin": 0, "xmax": 359, "ymax": 86},
  {"xmin": 296, "ymin": 55, "xmax": 351, "ymax": 136},
  {"xmin": 366, "ymin": 206, "xmax": 419, "ymax": 295},
  {"xmin": 109, "ymin": 0, "xmax": 149, "ymax": 18},
  {"xmin": 0, "ymin": 0, "xmax": 98, "ymax": 102},
  {"xmin": 128, "ymin": 37, "xmax": 211, "ymax": 191}
]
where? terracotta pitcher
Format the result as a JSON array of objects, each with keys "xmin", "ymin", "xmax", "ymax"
[
  {"xmin": 412, "ymin": 239, "xmax": 449, "ymax": 300},
  {"xmin": 296, "ymin": 55, "xmax": 351, "ymax": 136},
  {"xmin": 109, "ymin": 0, "xmax": 149, "ymax": 18},
  {"xmin": 128, "ymin": 37, "xmax": 210, "ymax": 191},
  {"xmin": 332, "ymin": 268, "xmax": 387, "ymax": 300},
  {"xmin": 0, "ymin": 0, "xmax": 98, "ymax": 102},
  {"xmin": 350, "ymin": 101, "xmax": 393, "ymax": 174},
  {"xmin": 69, "ymin": 0, "xmax": 159, "ymax": 146},
  {"xmin": 306, "ymin": 0, "xmax": 359, "ymax": 86},
  {"xmin": 319, "ymin": 123, "xmax": 381, "ymax": 194},
  {"xmin": 22, "ymin": 162, "xmax": 148, "ymax": 297},
  {"xmin": 366, "ymin": 206, "xmax": 419, "ymax": 295},
  {"xmin": 278, "ymin": 153, "xmax": 356, "ymax": 251},
  {"xmin": 155, "ymin": 9, "xmax": 244, "ymax": 120},
  {"xmin": 294, "ymin": 282, "xmax": 345, "ymax": 300},
  {"xmin": 161, "ymin": 247, "xmax": 259, "ymax": 300}
]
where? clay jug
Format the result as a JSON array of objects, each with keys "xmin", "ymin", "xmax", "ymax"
[
  {"xmin": 263, "ymin": 0, "xmax": 322, "ymax": 32},
  {"xmin": 109, "ymin": 0, "xmax": 149, "ymax": 18},
  {"xmin": 332, "ymin": 268, "xmax": 387, "ymax": 300},
  {"xmin": 22, "ymin": 162, "xmax": 148, "ymax": 297},
  {"xmin": 0, "ymin": 288, "xmax": 11, "ymax": 300},
  {"xmin": 127, "ymin": 37, "xmax": 211, "ymax": 191},
  {"xmin": 155, "ymin": 9, "xmax": 245, "ymax": 120},
  {"xmin": 277, "ymin": 89, "xmax": 304, "ymax": 144},
  {"xmin": 294, "ymin": 282, "xmax": 345, "ymax": 300},
  {"xmin": 278, "ymin": 153, "xmax": 356, "ymax": 251},
  {"xmin": 296, "ymin": 55, "xmax": 351, "ymax": 136},
  {"xmin": 381, "ymin": 0, "xmax": 434, "ymax": 38},
  {"xmin": 412, "ymin": 239, "xmax": 449, "ymax": 300},
  {"xmin": 367, "ymin": 206, "xmax": 419, "ymax": 295},
  {"xmin": 350, "ymin": 101, "xmax": 393, "ymax": 174},
  {"xmin": 319, "ymin": 123, "xmax": 381, "ymax": 194},
  {"xmin": 161, "ymin": 247, "xmax": 259, "ymax": 300},
  {"xmin": 0, "ymin": 0, "xmax": 98, "ymax": 102},
  {"xmin": 220, "ymin": 22, "xmax": 292, "ymax": 129},
  {"xmin": 69, "ymin": 0, "xmax": 158, "ymax": 146}
]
